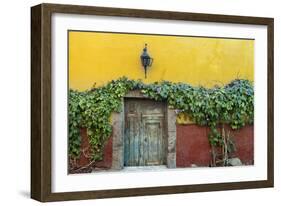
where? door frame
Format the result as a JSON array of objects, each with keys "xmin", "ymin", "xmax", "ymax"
[{"xmin": 111, "ymin": 90, "xmax": 177, "ymax": 170}]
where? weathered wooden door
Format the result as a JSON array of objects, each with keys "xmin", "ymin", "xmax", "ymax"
[{"xmin": 124, "ymin": 98, "xmax": 166, "ymax": 166}]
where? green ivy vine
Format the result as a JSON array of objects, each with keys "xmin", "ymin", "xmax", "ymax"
[{"xmin": 69, "ymin": 77, "xmax": 254, "ymax": 162}]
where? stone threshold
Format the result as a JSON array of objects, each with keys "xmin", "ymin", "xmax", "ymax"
[
  {"xmin": 89, "ymin": 165, "xmax": 169, "ymax": 174},
  {"xmin": 123, "ymin": 165, "xmax": 168, "ymax": 172}
]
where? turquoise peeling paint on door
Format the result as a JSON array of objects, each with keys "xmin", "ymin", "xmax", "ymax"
[{"xmin": 124, "ymin": 98, "xmax": 166, "ymax": 166}]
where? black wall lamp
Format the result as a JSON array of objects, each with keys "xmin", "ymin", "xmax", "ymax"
[{"xmin": 140, "ymin": 44, "xmax": 153, "ymax": 78}]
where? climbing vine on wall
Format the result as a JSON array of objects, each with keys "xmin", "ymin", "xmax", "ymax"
[{"xmin": 69, "ymin": 77, "xmax": 254, "ymax": 163}]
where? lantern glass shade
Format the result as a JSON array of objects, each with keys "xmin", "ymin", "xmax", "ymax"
[
  {"xmin": 142, "ymin": 56, "xmax": 151, "ymax": 68},
  {"xmin": 140, "ymin": 44, "xmax": 153, "ymax": 78}
]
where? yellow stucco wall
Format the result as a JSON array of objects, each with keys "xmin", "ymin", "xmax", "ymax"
[
  {"xmin": 69, "ymin": 31, "xmax": 254, "ymax": 91},
  {"xmin": 69, "ymin": 31, "xmax": 254, "ymax": 124}
]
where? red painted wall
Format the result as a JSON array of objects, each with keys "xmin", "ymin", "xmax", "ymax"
[
  {"xmin": 76, "ymin": 124, "xmax": 253, "ymax": 170},
  {"xmin": 230, "ymin": 125, "xmax": 254, "ymax": 165},
  {"xmin": 176, "ymin": 124, "xmax": 254, "ymax": 167},
  {"xmin": 176, "ymin": 125, "xmax": 212, "ymax": 167},
  {"xmin": 76, "ymin": 128, "xmax": 91, "ymax": 167},
  {"xmin": 77, "ymin": 128, "xmax": 113, "ymax": 170},
  {"xmin": 95, "ymin": 137, "xmax": 113, "ymax": 169}
]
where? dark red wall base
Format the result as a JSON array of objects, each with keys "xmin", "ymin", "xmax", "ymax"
[
  {"xmin": 95, "ymin": 137, "xmax": 113, "ymax": 169},
  {"xmin": 74, "ymin": 124, "xmax": 253, "ymax": 171},
  {"xmin": 176, "ymin": 124, "xmax": 254, "ymax": 167},
  {"xmin": 75, "ymin": 128, "xmax": 112, "ymax": 171},
  {"xmin": 230, "ymin": 125, "xmax": 254, "ymax": 165},
  {"xmin": 176, "ymin": 125, "xmax": 212, "ymax": 167}
]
